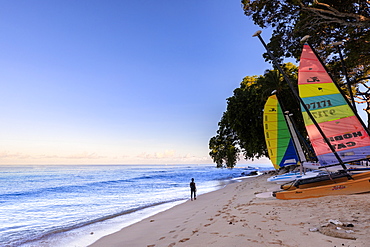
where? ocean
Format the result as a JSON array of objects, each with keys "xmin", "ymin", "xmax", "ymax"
[{"xmin": 0, "ymin": 164, "xmax": 270, "ymax": 247}]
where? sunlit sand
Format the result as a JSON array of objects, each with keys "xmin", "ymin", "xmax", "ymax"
[{"xmin": 89, "ymin": 173, "xmax": 370, "ymax": 246}]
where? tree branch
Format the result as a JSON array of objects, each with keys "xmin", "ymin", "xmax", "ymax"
[{"xmin": 299, "ymin": 1, "xmax": 370, "ymax": 27}]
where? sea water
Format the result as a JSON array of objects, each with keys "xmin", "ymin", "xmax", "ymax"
[{"xmin": 0, "ymin": 164, "xmax": 268, "ymax": 247}]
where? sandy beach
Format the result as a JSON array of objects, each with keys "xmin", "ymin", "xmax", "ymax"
[{"xmin": 89, "ymin": 174, "xmax": 370, "ymax": 247}]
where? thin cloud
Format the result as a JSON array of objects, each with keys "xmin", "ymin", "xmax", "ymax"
[
  {"xmin": 137, "ymin": 150, "xmax": 176, "ymax": 159},
  {"xmin": 0, "ymin": 150, "xmax": 213, "ymax": 165},
  {"xmin": 0, "ymin": 151, "xmax": 106, "ymax": 160},
  {"xmin": 0, "ymin": 151, "xmax": 31, "ymax": 159},
  {"xmin": 136, "ymin": 150, "xmax": 212, "ymax": 163}
]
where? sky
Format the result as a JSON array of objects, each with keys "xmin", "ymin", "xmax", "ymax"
[{"xmin": 0, "ymin": 1, "xmax": 278, "ymax": 166}]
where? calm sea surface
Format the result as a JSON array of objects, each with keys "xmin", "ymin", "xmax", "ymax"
[{"xmin": 0, "ymin": 164, "xmax": 269, "ymax": 247}]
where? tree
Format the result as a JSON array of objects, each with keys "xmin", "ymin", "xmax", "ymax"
[
  {"xmin": 210, "ymin": 1, "xmax": 369, "ymax": 167},
  {"xmin": 209, "ymin": 64, "xmax": 304, "ymax": 166},
  {"xmin": 209, "ymin": 114, "xmax": 240, "ymax": 168},
  {"xmin": 241, "ymin": 0, "xmax": 370, "ymax": 81}
]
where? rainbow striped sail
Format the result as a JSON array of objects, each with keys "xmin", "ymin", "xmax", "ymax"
[
  {"xmin": 298, "ymin": 44, "xmax": 370, "ymax": 166},
  {"xmin": 264, "ymin": 95, "xmax": 299, "ymax": 169}
]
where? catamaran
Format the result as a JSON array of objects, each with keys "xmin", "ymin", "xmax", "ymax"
[
  {"xmin": 273, "ymin": 42, "xmax": 370, "ymax": 199},
  {"xmin": 253, "ymin": 30, "xmax": 370, "ymax": 199},
  {"xmin": 264, "ymin": 95, "xmax": 325, "ymax": 183}
]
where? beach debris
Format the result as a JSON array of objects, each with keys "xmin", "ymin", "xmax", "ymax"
[
  {"xmin": 317, "ymin": 220, "xmax": 357, "ymax": 240},
  {"xmin": 319, "ymin": 227, "xmax": 356, "ymax": 240},
  {"xmin": 90, "ymin": 232, "xmax": 94, "ymax": 235},
  {"xmin": 329, "ymin": 219, "xmax": 343, "ymax": 226},
  {"xmin": 309, "ymin": 228, "xmax": 319, "ymax": 232}
]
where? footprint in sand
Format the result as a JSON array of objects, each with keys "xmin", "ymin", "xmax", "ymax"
[
  {"xmin": 147, "ymin": 245, "xmax": 155, "ymax": 247},
  {"xmin": 179, "ymin": 238, "xmax": 190, "ymax": 243},
  {"xmin": 247, "ymin": 239, "xmax": 259, "ymax": 243},
  {"xmin": 168, "ymin": 242, "xmax": 176, "ymax": 247},
  {"xmin": 268, "ymin": 240, "xmax": 283, "ymax": 245},
  {"xmin": 169, "ymin": 230, "xmax": 176, "ymax": 233},
  {"xmin": 159, "ymin": 237, "xmax": 165, "ymax": 240},
  {"xmin": 204, "ymin": 223, "xmax": 211, "ymax": 227}
]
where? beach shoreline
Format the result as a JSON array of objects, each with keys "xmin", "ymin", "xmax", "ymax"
[
  {"xmin": 88, "ymin": 173, "xmax": 370, "ymax": 247},
  {"xmin": 4, "ymin": 165, "xmax": 261, "ymax": 247}
]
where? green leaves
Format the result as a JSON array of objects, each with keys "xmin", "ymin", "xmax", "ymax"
[
  {"xmin": 242, "ymin": 0, "xmax": 370, "ymax": 80},
  {"xmin": 209, "ymin": 114, "xmax": 240, "ymax": 168},
  {"xmin": 209, "ymin": 64, "xmax": 305, "ymax": 167}
]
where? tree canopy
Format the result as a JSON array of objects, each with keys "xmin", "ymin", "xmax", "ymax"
[
  {"xmin": 209, "ymin": 64, "xmax": 305, "ymax": 168},
  {"xmin": 210, "ymin": 1, "xmax": 369, "ymax": 167},
  {"xmin": 242, "ymin": 0, "xmax": 370, "ymax": 81}
]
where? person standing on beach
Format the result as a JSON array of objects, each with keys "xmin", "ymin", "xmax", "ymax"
[{"xmin": 190, "ymin": 178, "xmax": 196, "ymax": 201}]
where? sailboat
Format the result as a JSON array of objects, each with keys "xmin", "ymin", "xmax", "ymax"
[
  {"xmin": 264, "ymin": 95, "xmax": 300, "ymax": 170},
  {"xmin": 263, "ymin": 95, "xmax": 323, "ymax": 183},
  {"xmin": 274, "ymin": 42, "xmax": 370, "ymax": 199}
]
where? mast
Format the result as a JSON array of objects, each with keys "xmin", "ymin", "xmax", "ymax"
[
  {"xmin": 284, "ymin": 112, "xmax": 306, "ymax": 163},
  {"xmin": 264, "ymin": 95, "xmax": 300, "ymax": 169},
  {"xmin": 252, "ymin": 30, "xmax": 347, "ymax": 170},
  {"xmin": 284, "ymin": 111, "xmax": 306, "ymax": 175},
  {"xmin": 274, "ymin": 91, "xmax": 307, "ymax": 167}
]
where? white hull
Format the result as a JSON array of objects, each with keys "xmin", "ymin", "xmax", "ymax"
[
  {"xmin": 302, "ymin": 162, "xmax": 370, "ymax": 173},
  {"xmin": 267, "ymin": 171, "xmax": 323, "ymax": 184}
]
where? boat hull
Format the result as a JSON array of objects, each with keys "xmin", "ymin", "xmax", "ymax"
[
  {"xmin": 275, "ymin": 177, "xmax": 370, "ymax": 200},
  {"xmin": 281, "ymin": 171, "xmax": 370, "ymax": 190}
]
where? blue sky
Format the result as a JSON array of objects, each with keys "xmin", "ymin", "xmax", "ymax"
[{"xmin": 0, "ymin": 1, "xmax": 277, "ymax": 165}]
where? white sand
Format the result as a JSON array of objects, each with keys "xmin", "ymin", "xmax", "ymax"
[{"xmin": 89, "ymin": 174, "xmax": 370, "ymax": 247}]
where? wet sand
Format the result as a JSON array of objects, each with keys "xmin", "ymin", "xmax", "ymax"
[{"xmin": 89, "ymin": 174, "xmax": 370, "ymax": 247}]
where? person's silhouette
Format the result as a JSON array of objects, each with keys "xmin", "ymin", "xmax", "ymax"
[{"xmin": 190, "ymin": 178, "xmax": 196, "ymax": 201}]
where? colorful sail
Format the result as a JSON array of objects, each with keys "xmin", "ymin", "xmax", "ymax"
[
  {"xmin": 298, "ymin": 44, "xmax": 370, "ymax": 166},
  {"xmin": 264, "ymin": 95, "xmax": 299, "ymax": 169}
]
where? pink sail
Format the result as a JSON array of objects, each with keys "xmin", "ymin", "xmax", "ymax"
[{"xmin": 298, "ymin": 44, "xmax": 370, "ymax": 166}]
